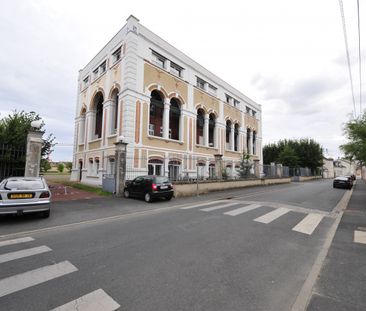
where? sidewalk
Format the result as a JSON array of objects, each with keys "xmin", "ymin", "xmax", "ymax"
[{"xmin": 307, "ymin": 179, "xmax": 366, "ymax": 310}]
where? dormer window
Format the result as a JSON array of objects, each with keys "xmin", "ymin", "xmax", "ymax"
[
  {"xmin": 152, "ymin": 51, "xmax": 166, "ymax": 69},
  {"xmin": 196, "ymin": 77, "xmax": 206, "ymax": 90}
]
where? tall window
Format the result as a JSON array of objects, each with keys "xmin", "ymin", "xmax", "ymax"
[
  {"xmin": 168, "ymin": 160, "xmax": 181, "ymax": 181},
  {"xmin": 253, "ymin": 131, "xmax": 257, "ymax": 155},
  {"xmin": 196, "ymin": 109, "xmax": 205, "ymax": 145},
  {"xmin": 169, "ymin": 98, "xmax": 181, "ymax": 140},
  {"xmin": 111, "ymin": 89, "xmax": 119, "ymax": 133},
  {"xmin": 247, "ymin": 128, "xmax": 251, "ymax": 153},
  {"xmin": 149, "ymin": 90, "xmax": 164, "ymax": 137},
  {"xmin": 234, "ymin": 123, "xmax": 239, "ymax": 151},
  {"xmin": 93, "ymin": 92, "xmax": 104, "ymax": 139},
  {"xmin": 226, "ymin": 120, "xmax": 232, "ymax": 149},
  {"xmin": 208, "ymin": 113, "xmax": 215, "ymax": 147}
]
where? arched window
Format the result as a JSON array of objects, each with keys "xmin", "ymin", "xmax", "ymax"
[
  {"xmin": 169, "ymin": 98, "xmax": 181, "ymax": 140},
  {"xmin": 234, "ymin": 123, "xmax": 240, "ymax": 151},
  {"xmin": 246, "ymin": 128, "xmax": 251, "ymax": 153},
  {"xmin": 196, "ymin": 109, "xmax": 205, "ymax": 145},
  {"xmin": 93, "ymin": 92, "xmax": 104, "ymax": 139},
  {"xmin": 111, "ymin": 89, "xmax": 119, "ymax": 133},
  {"xmin": 208, "ymin": 113, "xmax": 215, "ymax": 147},
  {"xmin": 209, "ymin": 163, "xmax": 215, "ymax": 178},
  {"xmin": 148, "ymin": 159, "xmax": 163, "ymax": 176},
  {"xmin": 168, "ymin": 160, "xmax": 181, "ymax": 181},
  {"xmin": 253, "ymin": 131, "xmax": 257, "ymax": 155},
  {"xmin": 149, "ymin": 90, "xmax": 164, "ymax": 137},
  {"xmin": 226, "ymin": 120, "xmax": 232, "ymax": 149}
]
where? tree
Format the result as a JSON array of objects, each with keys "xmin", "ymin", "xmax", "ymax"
[
  {"xmin": 277, "ymin": 145, "xmax": 299, "ymax": 167},
  {"xmin": 57, "ymin": 163, "xmax": 65, "ymax": 173},
  {"xmin": 263, "ymin": 138, "xmax": 323, "ymax": 171},
  {"xmin": 340, "ymin": 113, "xmax": 366, "ymax": 165},
  {"xmin": 40, "ymin": 159, "xmax": 51, "ymax": 172},
  {"xmin": 0, "ymin": 110, "xmax": 56, "ymax": 159},
  {"xmin": 237, "ymin": 151, "xmax": 253, "ymax": 178},
  {"xmin": 65, "ymin": 162, "xmax": 72, "ymax": 173}
]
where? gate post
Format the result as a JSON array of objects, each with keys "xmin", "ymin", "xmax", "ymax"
[
  {"xmin": 114, "ymin": 139, "xmax": 128, "ymax": 197},
  {"xmin": 24, "ymin": 129, "xmax": 44, "ymax": 177},
  {"xmin": 214, "ymin": 154, "xmax": 223, "ymax": 179}
]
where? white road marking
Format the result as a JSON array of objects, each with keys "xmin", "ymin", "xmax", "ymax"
[
  {"xmin": 292, "ymin": 213, "xmax": 324, "ymax": 235},
  {"xmin": 254, "ymin": 207, "xmax": 290, "ymax": 224},
  {"xmin": 0, "ymin": 261, "xmax": 78, "ymax": 298},
  {"xmin": 223, "ymin": 204, "xmax": 262, "ymax": 216},
  {"xmin": 50, "ymin": 289, "xmax": 120, "ymax": 311},
  {"xmin": 354, "ymin": 230, "xmax": 366, "ymax": 244},
  {"xmin": 180, "ymin": 200, "xmax": 231, "ymax": 210},
  {"xmin": 0, "ymin": 246, "xmax": 52, "ymax": 264},
  {"xmin": 200, "ymin": 202, "xmax": 240, "ymax": 212},
  {"xmin": 0, "ymin": 237, "xmax": 34, "ymax": 248}
]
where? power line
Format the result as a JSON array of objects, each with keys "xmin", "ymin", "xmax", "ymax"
[
  {"xmin": 357, "ymin": 0, "xmax": 362, "ymax": 116},
  {"xmin": 338, "ymin": 0, "xmax": 357, "ymax": 118}
]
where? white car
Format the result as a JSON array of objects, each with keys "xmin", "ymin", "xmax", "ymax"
[{"xmin": 0, "ymin": 177, "xmax": 51, "ymax": 218}]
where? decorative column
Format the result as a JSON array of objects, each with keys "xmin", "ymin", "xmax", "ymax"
[
  {"xmin": 24, "ymin": 129, "xmax": 43, "ymax": 177},
  {"xmin": 203, "ymin": 114, "xmax": 209, "ymax": 146},
  {"xmin": 163, "ymin": 98, "xmax": 170, "ymax": 139},
  {"xmin": 230, "ymin": 123, "xmax": 235, "ymax": 151},
  {"xmin": 114, "ymin": 140, "xmax": 128, "ymax": 197}
]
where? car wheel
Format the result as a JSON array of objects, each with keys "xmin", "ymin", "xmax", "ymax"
[
  {"xmin": 166, "ymin": 195, "xmax": 173, "ymax": 201},
  {"xmin": 144, "ymin": 193, "xmax": 152, "ymax": 203},
  {"xmin": 124, "ymin": 189, "xmax": 130, "ymax": 198},
  {"xmin": 41, "ymin": 210, "xmax": 50, "ymax": 218}
]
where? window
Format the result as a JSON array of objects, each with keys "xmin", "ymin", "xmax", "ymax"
[
  {"xmin": 100, "ymin": 61, "xmax": 106, "ymax": 74},
  {"xmin": 149, "ymin": 90, "xmax": 164, "ymax": 137},
  {"xmin": 225, "ymin": 94, "xmax": 232, "ymax": 104},
  {"xmin": 112, "ymin": 47, "xmax": 121, "ymax": 63},
  {"xmin": 196, "ymin": 109, "xmax": 205, "ymax": 145},
  {"xmin": 234, "ymin": 124, "xmax": 240, "ymax": 151},
  {"xmin": 234, "ymin": 99, "xmax": 240, "ymax": 108},
  {"xmin": 209, "ymin": 164, "xmax": 215, "ymax": 179},
  {"xmin": 208, "ymin": 84, "xmax": 217, "ymax": 96},
  {"xmin": 252, "ymin": 110, "xmax": 257, "ymax": 117},
  {"xmin": 226, "ymin": 120, "xmax": 232, "ymax": 149},
  {"xmin": 170, "ymin": 62, "xmax": 182, "ymax": 77},
  {"xmin": 92, "ymin": 68, "xmax": 99, "ymax": 79},
  {"xmin": 95, "ymin": 158, "xmax": 100, "ymax": 174},
  {"xmin": 208, "ymin": 113, "xmax": 216, "ymax": 147},
  {"xmin": 152, "ymin": 51, "xmax": 166, "ymax": 68},
  {"xmin": 169, "ymin": 98, "xmax": 181, "ymax": 140},
  {"xmin": 246, "ymin": 106, "xmax": 251, "ymax": 114},
  {"xmin": 88, "ymin": 159, "xmax": 93, "ymax": 176},
  {"xmin": 196, "ymin": 77, "xmax": 206, "ymax": 90},
  {"xmin": 148, "ymin": 159, "xmax": 164, "ymax": 176},
  {"xmin": 83, "ymin": 76, "xmax": 89, "ymax": 88},
  {"xmin": 93, "ymin": 92, "xmax": 104, "ymax": 139},
  {"xmin": 168, "ymin": 161, "xmax": 181, "ymax": 181},
  {"xmin": 107, "ymin": 158, "xmax": 115, "ymax": 175}
]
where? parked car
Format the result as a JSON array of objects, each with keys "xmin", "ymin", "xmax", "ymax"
[
  {"xmin": 333, "ymin": 176, "xmax": 353, "ymax": 189},
  {"xmin": 0, "ymin": 177, "xmax": 51, "ymax": 218},
  {"xmin": 124, "ymin": 175, "xmax": 174, "ymax": 203}
]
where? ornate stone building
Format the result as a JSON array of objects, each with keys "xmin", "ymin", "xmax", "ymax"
[{"xmin": 71, "ymin": 15, "xmax": 263, "ymax": 185}]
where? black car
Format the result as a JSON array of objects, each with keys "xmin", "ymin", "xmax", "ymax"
[
  {"xmin": 123, "ymin": 176, "xmax": 174, "ymax": 202},
  {"xmin": 333, "ymin": 176, "xmax": 353, "ymax": 189}
]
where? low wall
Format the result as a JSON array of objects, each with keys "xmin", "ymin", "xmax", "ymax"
[
  {"xmin": 173, "ymin": 178, "xmax": 291, "ymax": 198},
  {"xmin": 291, "ymin": 176, "xmax": 322, "ymax": 182}
]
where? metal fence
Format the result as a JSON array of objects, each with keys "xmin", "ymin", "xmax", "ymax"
[
  {"xmin": 121, "ymin": 156, "xmax": 302, "ymax": 183},
  {"xmin": 0, "ymin": 144, "xmax": 26, "ymax": 181}
]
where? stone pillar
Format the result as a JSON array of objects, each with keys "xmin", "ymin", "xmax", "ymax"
[
  {"xmin": 163, "ymin": 99, "xmax": 170, "ymax": 139},
  {"xmin": 114, "ymin": 141, "xmax": 128, "ymax": 197},
  {"xmin": 203, "ymin": 114, "xmax": 209, "ymax": 146},
  {"xmin": 214, "ymin": 154, "xmax": 223, "ymax": 179},
  {"xmin": 24, "ymin": 130, "xmax": 44, "ymax": 177},
  {"xmin": 230, "ymin": 123, "xmax": 235, "ymax": 151}
]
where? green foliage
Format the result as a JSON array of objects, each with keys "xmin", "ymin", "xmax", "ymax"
[
  {"xmin": 263, "ymin": 138, "xmax": 323, "ymax": 171},
  {"xmin": 57, "ymin": 163, "xmax": 65, "ymax": 173},
  {"xmin": 65, "ymin": 162, "xmax": 72, "ymax": 173},
  {"xmin": 0, "ymin": 110, "xmax": 56, "ymax": 159},
  {"xmin": 340, "ymin": 113, "xmax": 366, "ymax": 165},
  {"xmin": 237, "ymin": 151, "xmax": 253, "ymax": 178},
  {"xmin": 40, "ymin": 159, "xmax": 51, "ymax": 172}
]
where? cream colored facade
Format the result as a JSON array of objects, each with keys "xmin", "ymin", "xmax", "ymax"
[{"xmin": 71, "ymin": 15, "xmax": 262, "ymax": 185}]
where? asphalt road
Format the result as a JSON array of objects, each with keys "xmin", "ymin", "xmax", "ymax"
[{"xmin": 0, "ymin": 179, "xmax": 350, "ymax": 311}]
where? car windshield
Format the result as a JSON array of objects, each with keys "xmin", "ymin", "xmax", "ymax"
[
  {"xmin": 4, "ymin": 179, "xmax": 44, "ymax": 190},
  {"xmin": 154, "ymin": 176, "xmax": 170, "ymax": 184}
]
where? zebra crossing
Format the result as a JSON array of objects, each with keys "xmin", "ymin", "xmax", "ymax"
[
  {"xmin": 180, "ymin": 200, "xmax": 327, "ymax": 236},
  {"xmin": 0, "ymin": 236, "xmax": 120, "ymax": 310}
]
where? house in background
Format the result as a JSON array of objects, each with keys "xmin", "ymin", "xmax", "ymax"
[
  {"xmin": 333, "ymin": 158, "xmax": 357, "ymax": 177},
  {"xmin": 71, "ymin": 15, "xmax": 262, "ymax": 185},
  {"xmin": 322, "ymin": 157, "xmax": 335, "ymax": 178}
]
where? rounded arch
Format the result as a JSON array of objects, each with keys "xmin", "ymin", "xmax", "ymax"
[
  {"xmin": 108, "ymin": 84, "xmax": 120, "ymax": 100},
  {"xmin": 147, "ymin": 84, "xmax": 169, "ymax": 99},
  {"xmin": 89, "ymin": 90, "xmax": 105, "ymax": 111},
  {"xmin": 207, "ymin": 109, "xmax": 218, "ymax": 119},
  {"xmin": 195, "ymin": 103, "xmax": 207, "ymax": 114},
  {"xmin": 168, "ymin": 92, "xmax": 186, "ymax": 105},
  {"xmin": 225, "ymin": 116, "xmax": 233, "ymax": 123}
]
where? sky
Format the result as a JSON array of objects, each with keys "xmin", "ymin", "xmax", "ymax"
[{"xmin": 0, "ymin": 0, "xmax": 364, "ymax": 161}]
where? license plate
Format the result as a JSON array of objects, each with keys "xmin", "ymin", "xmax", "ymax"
[
  {"xmin": 160, "ymin": 186, "xmax": 168, "ymax": 189},
  {"xmin": 9, "ymin": 193, "xmax": 33, "ymax": 199}
]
